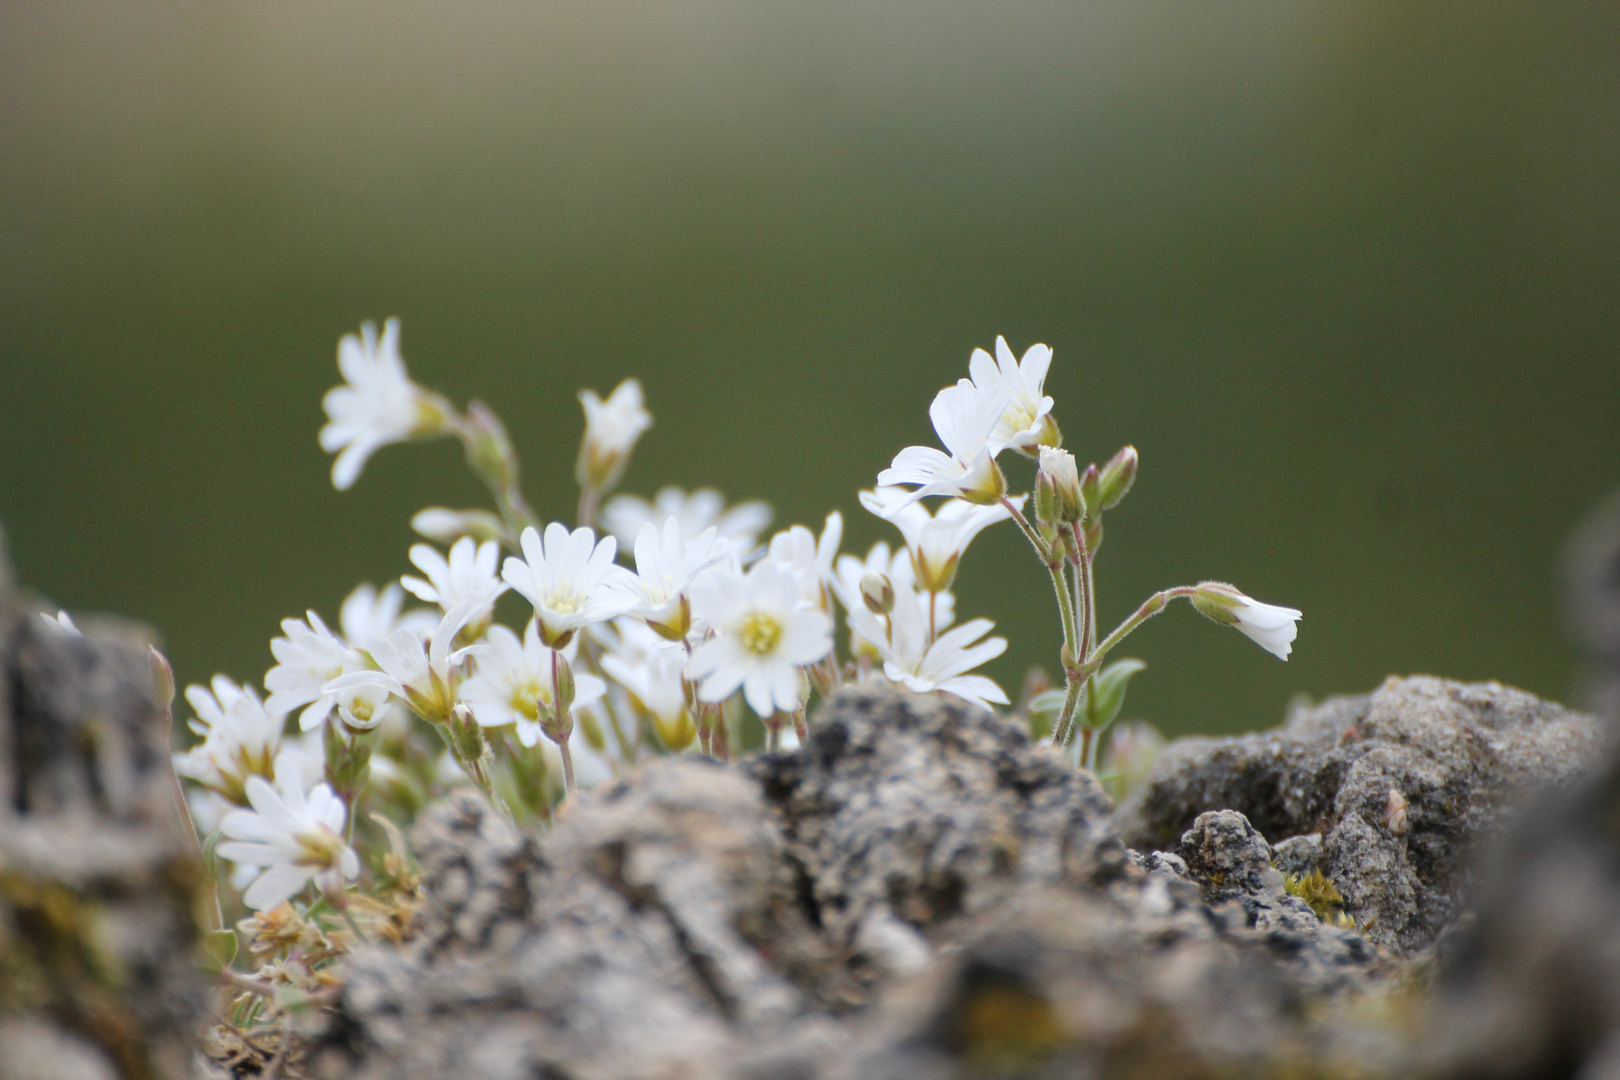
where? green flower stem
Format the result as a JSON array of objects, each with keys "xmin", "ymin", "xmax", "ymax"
[
  {"xmin": 1002, "ymin": 497, "xmax": 1087, "ymax": 749},
  {"xmin": 1078, "ymin": 586, "xmax": 1200, "ymax": 681}
]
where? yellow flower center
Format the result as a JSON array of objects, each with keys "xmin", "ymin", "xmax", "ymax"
[
  {"xmin": 508, "ymin": 678, "xmax": 549, "ymax": 721},
  {"xmin": 738, "ymin": 612, "xmax": 783, "ymax": 656},
  {"xmin": 547, "ymin": 590, "xmax": 581, "ymax": 616}
]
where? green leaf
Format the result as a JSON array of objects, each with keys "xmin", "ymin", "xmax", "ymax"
[
  {"xmin": 201, "ymin": 930, "xmax": 238, "ymax": 975},
  {"xmin": 1078, "ymin": 659, "xmax": 1147, "ymax": 731}
]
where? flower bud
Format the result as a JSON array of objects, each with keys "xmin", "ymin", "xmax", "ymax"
[
  {"xmin": 1097, "ymin": 445, "xmax": 1138, "ymax": 510},
  {"xmin": 1079, "ymin": 464, "xmax": 1101, "ymax": 518},
  {"xmin": 575, "ymin": 379, "xmax": 652, "ymax": 493},
  {"xmin": 1037, "ymin": 447, "xmax": 1085, "ymax": 524},
  {"xmin": 411, "ymin": 507, "xmax": 510, "ymax": 546},
  {"xmin": 1034, "ymin": 469, "xmax": 1061, "ymax": 531},
  {"xmin": 552, "ymin": 655, "xmax": 577, "ymax": 712},
  {"xmin": 860, "ymin": 571, "xmax": 895, "ymax": 615},
  {"xmin": 464, "ymin": 401, "xmax": 518, "ymax": 490}
]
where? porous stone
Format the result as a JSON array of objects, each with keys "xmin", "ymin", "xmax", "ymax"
[
  {"xmin": 0, "ymin": 575, "xmax": 205, "ymax": 1079},
  {"xmin": 1113, "ymin": 675, "xmax": 1605, "ymax": 953},
  {"xmin": 317, "ymin": 686, "xmax": 1394, "ymax": 1080}
]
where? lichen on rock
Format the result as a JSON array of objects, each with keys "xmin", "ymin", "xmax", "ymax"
[{"xmin": 1113, "ymin": 675, "xmax": 1605, "ymax": 954}]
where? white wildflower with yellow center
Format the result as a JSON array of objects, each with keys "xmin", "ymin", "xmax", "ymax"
[
  {"xmin": 319, "ymin": 319, "xmax": 447, "ymax": 491},
  {"xmin": 459, "ymin": 622, "xmax": 606, "ymax": 747},
  {"xmin": 877, "ymin": 381, "xmax": 1008, "ymax": 510},
  {"xmin": 173, "ymin": 676, "xmax": 286, "ymax": 806},
  {"xmin": 848, "ymin": 590, "xmax": 1009, "ymax": 712},
  {"xmin": 402, "ymin": 536, "xmax": 508, "ymax": 632},
  {"xmin": 217, "ymin": 751, "xmax": 360, "ymax": 911},
  {"xmin": 687, "ymin": 561, "xmax": 832, "ymax": 717},
  {"xmin": 859, "ymin": 486, "xmax": 1019, "ymax": 593},
  {"xmin": 502, "ymin": 523, "xmax": 638, "ymax": 647},
  {"xmin": 626, "ymin": 519, "xmax": 730, "ymax": 640},
  {"xmin": 324, "ymin": 599, "xmax": 485, "ymax": 722},
  {"xmin": 968, "ymin": 336, "xmax": 1058, "ymax": 455}
]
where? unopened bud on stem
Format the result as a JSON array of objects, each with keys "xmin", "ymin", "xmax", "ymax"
[
  {"xmin": 1097, "ymin": 445, "xmax": 1138, "ymax": 510},
  {"xmin": 860, "ymin": 571, "xmax": 895, "ymax": 615},
  {"xmin": 1037, "ymin": 447, "xmax": 1085, "ymax": 525},
  {"xmin": 411, "ymin": 507, "xmax": 510, "ymax": 546}
]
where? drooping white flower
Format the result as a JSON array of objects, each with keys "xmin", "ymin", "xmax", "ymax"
[
  {"xmin": 217, "ymin": 754, "xmax": 360, "ymax": 911},
  {"xmin": 576, "ymin": 379, "xmax": 652, "ymax": 491},
  {"xmin": 600, "ymin": 486, "xmax": 773, "ymax": 560},
  {"xmin": 340, "ymin": 581, "xmax": 437, "ymax": 645},
  {"xmin": 402, "ymin": 537, "xmax": 508, "ymax": 630},
  {"xmin": 765, "ymin": 513, "xmax": 843, "ymax": 609},
  {"xmin": 324, "ymin": 599, "xmax": 485, "ymax": 721},
  {"xmin": 265, "ymin": 610, "xmax": 365, "ymax": 732},
  {"xmin": 173, "ymin": 676, "xmax": 285, "ymax": 806},
  {"xmin": 319, "ymin": 319, "xmax": 446, "ymax": 491},
  {"xmin": 598, "ymin": 617, "xmax": 691, "ymax": 741},
  {"xmin": 876, "ymin": 381, "xmax": 1008, "ymax": 510},
  {"xmin": 859, "ymin": 487, "xmax": 1018, "ymax": 593},
  {"xmin": 501, "ymin": 523, "xmax": 638, "ymax": 647},
  {"xmin": 687, "ymin": 561, "xmax": 833, "ymax": 718},
  {"xmin": 1190, "ymin": 582, "xmax": 1303, "ymax": 661},
  {"xmin": 849, "ymin": 594, "xmax": 1008, "ymax": 712},
  {"xmin": 626, "ymin": 520, "xmax": 730, "ymax": 639},
  {"xmin": 459, "ymin": 623, "xmax": 607, "ymax": 748},
  {"xmin": 968, "ymin": 336, "xmax": 1057, "ymax": 455}
]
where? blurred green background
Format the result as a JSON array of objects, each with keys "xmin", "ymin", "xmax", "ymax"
[{"xmin": 2, "ymin": 3, "xmax": 1617, "ymax": 737}]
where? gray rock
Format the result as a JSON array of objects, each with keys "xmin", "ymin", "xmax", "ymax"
[
  {"xmin": 1272, "ymin": 832, "xmax": 1325, "ymax": 877},
  {"xmin": 1114, "ymin": 675, "xmax": 1605, "ymax": 953},
  {"xmin": 317, "ymin": 686, "xmax": 1394, "ymax": 1080},
  {"xmin": 0, "ymin": 575, "xmax": 205, "ymax": 1079}
]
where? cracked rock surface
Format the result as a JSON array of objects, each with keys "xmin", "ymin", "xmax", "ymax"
[
  {"xmin": 1113, "ymin": 675, "xmax": 1605, "ymax": 954},
  {"xmin": 314, "ymin": 687, "xmax": 1398, "ymax": 1079}
]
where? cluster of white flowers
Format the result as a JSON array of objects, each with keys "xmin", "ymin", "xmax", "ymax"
[{"xmin": 171, "ymin": 319, "xmax": 1303, "ymax": 916}]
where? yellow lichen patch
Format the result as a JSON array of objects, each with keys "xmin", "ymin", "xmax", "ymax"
[{"xmin": 1284, "ymin": 868, "xmax": 1355, "ymax": 929}]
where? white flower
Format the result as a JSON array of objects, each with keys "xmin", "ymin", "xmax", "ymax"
[
  {"xmin": 340, "ymin": 581, "xmax": 438, "ymax": 645},
  {"xmin": 218, "ymin": 754, "xmax": 360, "ymax": 911},
  {"xmin": 1230, "ymin": 599, "xmax": 1303, "ymax": 660},
  {"xmin": 1191, "ymin": 582, "xmax": 1302, "ymax": 661},
  {"xmin": 173, "ymin": 676, "xmax": 285, "ymax": 806},
  {"xmin": 968, "ymin": 336, "xmax": 1057, "ymax": 454},
  {"xmin": 687, "ymin": 561, "xmax": 833, "ymax": 717},
  {"xmin": 626, "ymin": 520, "xmax": 730, "ymax": 638},
  {"xmin": 859, "ymin": 487, "xmax": 1018, "ymax": 593},
  {"xmin": 599, "ymin": 618, "xmax": 689, "ymax": 732},
  {"xmin": 849, "ymin": 594, "xmax": 1008, "ymax": 712},
  {"xmin": 765, "ymin": 513, "xmax": 843, "ymax": 609},
  {"xmin": 39, "ymin": 610, "xmax": 80, "ymax": 635},
  {"xmin": 600, "ymin": 486, "xmax": 772, "ymax": 560},
  {"xmin": 319, "ymin": 319, "xmax": 444, "ymax": 491},
  {"xmin": 324, "ymin": 599, "xmax": 485, "ymax": 721},
  {"xmin": 265, "ymin": 610, "xmax": 364, "ymax": 732},
  {"xmin": 402, "ymin": 537, "xmax": 509, "ymax": 627},
  {"xmin": 502, "ymin": 523, "xmax": 639, "ymax": 647},
  {"xmin": 576, "ymin": 378, "xmax": 652, "ymax": 490},
  {"xmin": 410, "ymin": 507, "xmax": 508, "ymax": 546},
  {"xmin": 876, "ymin": 381, "xmax": 1008, "ymax": 510},
  {"xmin": 459, "ymin": 623, "xmax": 607, "ymax": 747}
]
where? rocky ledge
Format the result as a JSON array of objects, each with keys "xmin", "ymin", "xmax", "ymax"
[{"xmin": 304, "ymin": 674, "xmax": 1604, "ymax": 1080}]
